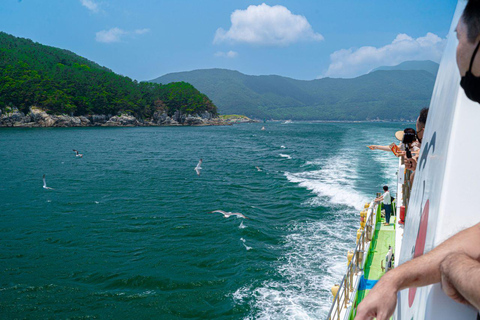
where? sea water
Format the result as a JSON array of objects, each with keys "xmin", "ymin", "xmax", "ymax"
[{"xmin": 0, "ymin": 122, "xmax": 405, "ymax": 319}]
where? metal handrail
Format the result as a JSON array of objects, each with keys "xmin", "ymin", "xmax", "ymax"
[{"xmin": 326, "ymin": 201, "xmax": 377, "ymax": 320}]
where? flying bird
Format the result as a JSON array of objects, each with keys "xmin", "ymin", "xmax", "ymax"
[
  {"xmin": 42, "ymin": 174, "xmax": 54, "ymax": 190},
  {"xmin": 73, "ymin": 149, "xmax": 83, "ymax": 158},
  {"xmin": 209, "ymin": 210, "xmax": 249, "ymax": 219},
  {"xmin": 195, "ymin": 159, "xmax": 202, "ymax": 176}
]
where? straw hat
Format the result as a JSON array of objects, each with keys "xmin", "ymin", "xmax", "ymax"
[{"xmin": 395, "ymin": 130, "xmax": 404, "ymax": 141}]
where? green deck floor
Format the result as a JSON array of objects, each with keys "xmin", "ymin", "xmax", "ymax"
[{"xmin": 356, "ymin": 216, "xmax": 395, "ymax": 304}]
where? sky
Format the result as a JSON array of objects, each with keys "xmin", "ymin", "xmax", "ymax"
[{"xmin": 0, "ymin": 0, "xmax": 457, "ymax": 81}]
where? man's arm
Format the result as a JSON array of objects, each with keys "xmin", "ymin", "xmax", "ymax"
[
  {"xmin": 440, "ymin": 252, "xmax": 480, "ymax": 310},
  {"xmin": 355, "ymin": 223, "xmax": 480, "ymax": 320}
]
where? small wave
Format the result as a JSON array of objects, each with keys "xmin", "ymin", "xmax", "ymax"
[
  {"xmin": 279, "ymin": 154, "xmax": 292, "ymax": 160},
  {"xmin": 239, "ymin": 221, "xmax": 247, "ymax": 229},
  {"xmin": 280, "ymin": 145, "xmax": 286, "ymax": 149}
]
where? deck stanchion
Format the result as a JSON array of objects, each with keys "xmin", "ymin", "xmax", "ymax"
[
  {"xmin": 349, "ymin": 263, "xmax": 353, "ymax": 291},
  {"xmin": 336, "ymin": 298, "xmax": 340, "ymax": 320}
]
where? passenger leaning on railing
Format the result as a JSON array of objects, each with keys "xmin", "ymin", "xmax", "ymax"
[{"xmin": 367, "ymin": 128, "xmax": 419, "ymax": 155}]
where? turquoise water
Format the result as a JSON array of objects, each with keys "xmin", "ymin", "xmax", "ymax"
[{"xmin": 0, "ymin": 122, "xmax": 405, "ymax": 319}]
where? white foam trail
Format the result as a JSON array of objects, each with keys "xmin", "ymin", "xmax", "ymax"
[
  {"xmin": 233, "ymin": 216, "xmax": 357, "ymax": 319},
  {"xmin": 285, "ymin": 155, "xmax": 368, "ymax": 210},
  {"xmin": 234, "ymin": 151, "xmax": 369, "ymax": 319},
  {"xmin": 279, "ymin": 154, "xmax": 292, "ymax": 160}
]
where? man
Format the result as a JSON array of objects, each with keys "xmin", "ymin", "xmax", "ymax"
[
  {"xmin": 375, "ymin": 186, "xmax": 392, "ymax": 226},
  {"xmin": 457, "ymin": 0, "xmax": 480, "ymax": 103},
  {"xmin": 355, "ymin": 2, "xmax": 480, "ymax": 319},
  {"xmin": 355, "ymin": 224, "xmax": 480, "ymax": 320}
]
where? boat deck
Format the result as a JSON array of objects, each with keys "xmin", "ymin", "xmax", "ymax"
[{"xmin": 355, "ymin": 216, "xmax": 395, "ymax": 306}]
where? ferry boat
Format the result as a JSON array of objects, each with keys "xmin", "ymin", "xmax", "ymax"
[{"xmin": 327, "ymin": 0, "xmax": 480, "ymax": 319}]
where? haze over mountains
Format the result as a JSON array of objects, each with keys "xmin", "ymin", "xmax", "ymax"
[
  {"xmin": 371, "ymin": 60, "xmax": 439, "ymax": 75},
  {"xmin": 152, "ymin": 61, "xmax": 438, "ymax": 121}
]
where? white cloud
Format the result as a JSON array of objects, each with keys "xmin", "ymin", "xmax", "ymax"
[
  {"xmin": 214, "ymin": 51, "xmax": 238, "ymax": 58},
  {"xmin": 95, "ymin": 27, "xmax": 150, "ymax": 43},
  {"xmin": 96, "ymin": 28, "xmax": 125, "ymax": 43},
  {"xmin": 134, "ymin": 28, "xmax": 150, "ymax": 35},
  {"xmin": 323, "ymin": 32, "xmax": 446, "ymax": 78},
  {"xmin": 214, "ymin": 3, "xmax": 323, "ymax": 46},
  {"xmin": 80, "ymin": 0, "xmax": 99, "ymax": 13}
]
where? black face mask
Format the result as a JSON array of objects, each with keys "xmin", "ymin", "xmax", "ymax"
[{"xmin": 460, "ymin": 41, "xmax": 480, "ymax": 103}]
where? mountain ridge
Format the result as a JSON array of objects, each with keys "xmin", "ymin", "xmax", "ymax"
[{"xmin": 151, "ymin": 67, "xmax": 436, "ymax": 120}]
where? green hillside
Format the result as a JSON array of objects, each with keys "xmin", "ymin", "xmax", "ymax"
[
  {"xmin": 152, "ymin": 68, "xmax": 436, "ymax": 120},
  {"xmin": 0, "ymin": 32, "xmax": 217, "ymax": 118}
]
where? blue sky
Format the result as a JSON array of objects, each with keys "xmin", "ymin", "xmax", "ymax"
[{"xmin": 0, "ymin": 0, "xmax": 457, "ymax": 81}]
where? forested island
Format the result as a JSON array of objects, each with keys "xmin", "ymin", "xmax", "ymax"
[{"xmin": 0, "ymin": 32, "xmax": 224, "ymax": 127}]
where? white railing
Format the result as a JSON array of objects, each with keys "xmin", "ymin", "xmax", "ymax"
[{"xmin": 326, "ymin": 201, "xmax": 377, "ymax": 320}]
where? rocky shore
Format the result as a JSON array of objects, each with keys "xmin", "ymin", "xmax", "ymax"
[
  {"xmin": 0, "ymin": 107, "xmax": 232, "ymax": 128},
  {"xmin": 219, "ymin": 115, "xmax": 260, "ymax": 124}
]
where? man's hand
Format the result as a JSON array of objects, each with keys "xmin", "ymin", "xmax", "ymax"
[
  {"xmin": 367, "ymin": 145, "xmax": 376, "ymax": 150},
  {"xmin": 355, "ymin": 275, "xmax": 398, "ymax": 320},
  {"xmin": 405, "ymin": 157, "xmax": 417, "ymax": 171}
]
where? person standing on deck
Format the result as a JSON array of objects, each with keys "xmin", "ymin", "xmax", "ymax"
[{"xmin": 375, "ymin": 186, "xmax": 392, "ymax": 226}]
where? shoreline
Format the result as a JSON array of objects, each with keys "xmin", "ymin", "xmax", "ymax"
[{"xmin": 0, "ymin": 108, "xmax": 259, "ymax": 128}]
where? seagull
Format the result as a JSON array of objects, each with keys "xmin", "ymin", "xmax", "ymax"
[
  {"xmin": 195, "ymin": 159, "xmax": 202, "ymax": 176},
  {"xmin": 42, "ymin": 174, "xmax": 54, "ymax": 190},
  {"xmin": 209, "ymin": 210, "xmax": 249, "ymax": 219},
  {"xmin": 240, "ymin": 238, "xmax": 252, "ymax": 250},
  {"xmin": 73, "ymin": 149, "xmax": 83, "ymax": 158}
]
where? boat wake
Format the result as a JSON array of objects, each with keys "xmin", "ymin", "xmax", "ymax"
[
  {"xmin": 234, "ymin": 153, "xmax": 367, "ymax": 319},
  {"xmin": 285, "ymin": 156, "xmax": 368, "ymax": 210},
  {"xmin": 233, "ymin": 216, "xmax": 357, "ymax": 319}
]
